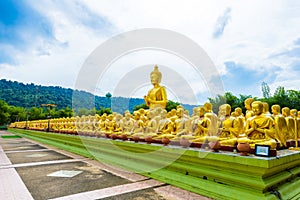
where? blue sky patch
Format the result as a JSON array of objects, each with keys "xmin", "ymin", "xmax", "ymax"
[
  {"xmin": 213, "ymin": 7, "xmax": 231, "ymax": 39},
  {"xmin": 222, "ymin": 61, "xmax": 277, "ymax": 95}
]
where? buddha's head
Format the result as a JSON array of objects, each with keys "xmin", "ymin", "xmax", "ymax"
[
  {"xmin": 219, "ymin": 104, "xmax": 231, "ymax": 117},
  {"xmin": 244, "ymin": 98, "xmax": 255, "ymax": 111},
  {"xmin": 150, "ymin": 65, "xmax": 162, "ymax": 85},
  {"xmin": 203, "ymin": 102, "xmax": 212, "ymax": 112},
  {"xmin": 251, "ymin": 101, "xmax": 263, "ymax": 116},
  {"xmin": 133, "ymin": 111, "xmax": 141, "ymax": 120},
  {"xmin": 235, "ymin": 107, "xmax": 242, "ymax": 116},
  {"xmin": 176, "ymin": 108, "xmax": 184, "ymax": 118},
  {"xmin": 271, "ymin": 104, "xmax": 280, "ymax": 115},
  {"xmin": 161, "ymin": 109, "xmax": 167, "ymax": 118},
  {"xmin": 282, "ymin": 107, "xmax": 290, "ymax": 117},
  {"xmin": 199, "ymin": 107, "xmax": 205, "ymax": 117},
  {"xmin": 263, "ymin": 102, "xmax": 269, "ymax": 113},
  {"xmin": 107, "ymin": 114, "xmax": 113, "ymax": 121},
  {"xmin": 290, "ymin": 109, "xmax": 297, "ymax": 117},
  {"xmin": 125, "ymin": 112, "xmax": 131, "ymax": 120}
]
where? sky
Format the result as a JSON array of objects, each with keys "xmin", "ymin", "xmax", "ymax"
[{"xmin": 1, "ymin": 0, "xmax": 300, "ymax": 105}]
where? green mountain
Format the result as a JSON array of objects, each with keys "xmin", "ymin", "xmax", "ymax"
[
  {"xmin": 0, "ymin": 79, "xmax": 144, "ymax": 113},
  {"xmin": 0, "ymin": 79, "xmax": 196, "ymax": 113}
]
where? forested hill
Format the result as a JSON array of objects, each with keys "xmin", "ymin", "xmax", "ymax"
[
  {"xmin": 0, "ymin": 79, "xmax": 144, "ymax": 113},
  {"xmin": 0, "ymin": 79, "xmax": 196, "ymax": 113}
]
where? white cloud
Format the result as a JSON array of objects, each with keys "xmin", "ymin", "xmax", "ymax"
[{"xmin": 1, "ymin": 0, "xmax": 300, "ymax": 103}]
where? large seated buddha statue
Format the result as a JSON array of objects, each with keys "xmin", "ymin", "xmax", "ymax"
[
  {"xmin": 144, "ymin": 66, "xmax": 167, "ymax": 109},
  {"xmin": 239, "ymin": 101, "xmax": 277, "ymax": 149}
]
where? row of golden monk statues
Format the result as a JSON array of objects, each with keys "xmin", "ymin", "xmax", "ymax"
[{"xmin": 10, "ymin": 66, "xmax": 300, "ymax": 150}]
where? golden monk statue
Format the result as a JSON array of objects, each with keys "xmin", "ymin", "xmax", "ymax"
[
  {"xmin": 234, "ymin": 107, "xmax": 245, "ymax": 136},
  {"xmin": 290, "ymin": 109, "xmax": 300, "ymax": 140},
  {"xmin": 282, "ymin": 107, "xmax": 295, "ymax": 141},
  {"xmin": 244, "ymin": 98, "xmax": 255, "ymax": 120},
  {"xmin": 191, "ymin": 107, "xmax": 211, "ymax": 143},
  {"xmin": 271, "ymin": 104, "xmax": 288, "ymax": 147},
  {"xmin": 203, "ymin": 102, "xmax": 218, "ymax": 136},
  {"xmin": 241, "ymin": 101, "xmax": 277, "ymax": 149},
  {"xmin": 218, "ymin": 104, "xmax": 239, "ymax": 146},
  {"xmin": 144, "ymin": 66, "xmax": 167, "ymax": 109}
]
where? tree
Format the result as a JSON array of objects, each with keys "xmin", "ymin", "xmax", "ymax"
[
  {"xmin": 261, "ymin": 82, "xmax": 271, "ymax": 99},
  {"xmin": 96, "ymin": 107, "xmax": 112, "ymax": 116},
  {"xmin": 166, "ymin": 100, "xmax": 180, "ymax": 112},
  {"xmin": 0, "ymin": 100, "xmax": 10, "ymax": 125},
  {"xmin": 8, "ymin": 106, "xmax": 26, "ymax": 123},
  {"xmin": 105, "ymin": 92, "xmax": 112, "ymax": 108},
  {"xmin": 77, "ymin": 108, "xmax": 89, "ymax": 117}
]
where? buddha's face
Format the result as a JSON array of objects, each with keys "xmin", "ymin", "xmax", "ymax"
[
  {"xmin": 161, "ymin": 111, "xmax": 167, "ymax": 118},
  {"xmin": 245, "ymin": 103, "xmax": 251, "ymax": 110},
  {"xmin": 125, "ymin": 113, "xmax": 131, "ymax": 120},
  {"xmin": 177, "ymin": 109, "xmax": 184, "ymax": 117},
  {"xmin": 252, "ymin": 103, "xmax": 263, "ymax": 116},
  {"xmin": 151, "ymin": 74, "xmax": 160, "ymax": 85},
  {"xmin": 235, "ymin": 108, "xmax": 241, "ymax": 116},
  {"xmin": 271, "ymin": 107, "xmax": 279, "ymax": 115},
  {"xmin": 199, "ymin": 108, "xmax": 205, "ymax": 116}
]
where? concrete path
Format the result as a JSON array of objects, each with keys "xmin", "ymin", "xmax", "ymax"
[{"xmin": 0, "ymin": 131, "xmax": 211, "ymax": 200}]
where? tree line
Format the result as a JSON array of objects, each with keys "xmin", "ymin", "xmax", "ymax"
[{"xmin": 208, "ymin": 82, "xmax": 300, "ymax": 114}]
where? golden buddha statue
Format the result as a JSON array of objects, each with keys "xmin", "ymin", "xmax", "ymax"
[
  {"xmin": 282, "ymin": 107, "xmax": 295, "ymax": 141},
  {"xmin": 290, "ymin": 109, "xmax": 300, "ymax": 141},
  {"xmin": 271, "ymin": 104, "xmax": 288, "ymax": 147},
  {"xmin": 244, "ymin": 98, "xmax": 255, "ymax": 120},
  {"xmin": 144, "ymin": 66, "xmax": 167, "ymax": 109},
  {"xmin": 114, "ymin": 113, "xmax": 123, "ymax": 134},
  {"xmin": 263, "ymin": 102, "xmax": 271, "ymax": 117},
  {"xmin": 144, "ymin": 109, "xmax": 158, "ymax": 137},
  {"xmin": 217, "ymin": 104, "xmax": 239, "ymax": 147},
  {"xmin": 122, "ymin": 112, "xmax": 134, "ymax": 135},
  {"xmin": 203, "ymin": 102, "xmax": 218, "ymax": 136},
  {"xmin": 153, "ymin": 116, "xmax": 177, "ymax": 140},
  {"xmin": 190, "ymin": 107, "xmax": 201, "ymax": 133},
  {"xmin": 175, "ymin": 108, "xmax": 191, "ymax": 137},
  {"xmin": 234, "ymin": 107, "xmax": 245, "ymax": 136},
  {"xmin": 131, "ymin": 111, "xmax": 145, "ymax": 134},
  {"xmin": 191, "ymin": 107, "xmax": 211, "ymax": 143},
  {"xmin": 241, "ymin": 101, "xmax": 277, "ymax": 149},
  {"xmin": 157, "ymin": 109, "xmax": 171, "ymax": 134},
  {"xmin": 104, "ymin": 114, "xmax": 117, "ymax": 134}
]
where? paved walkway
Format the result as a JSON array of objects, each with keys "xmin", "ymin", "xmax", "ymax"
[{"xmin": 0, "ymin": 131, "xmax": 211, "ymax": 200}]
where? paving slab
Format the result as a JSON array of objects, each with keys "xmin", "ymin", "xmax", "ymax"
[
  {"xmin": 51, "ymin": 179, "xmax": 165, "ymax": 200},
  {"xmin": 0, "ymin": 139, "xmax": 32, "ymax": 145},
  {"xmin": 154, "ymin": 185, "xmax": 212, "ymax": 200},
  {"xmin": 6, "ymin": 150, "xmax": 71, "ymax": 164},
  {"xmin": 16, "ymin": 161, "xmax": 131, "ymax": 200},
  {"xmin": 0, "ymin": 168, "xmax": 34, "ymax": 200},
  {"xmin": 100, "ymin": 188, "xmax": 167, "ymax": 200},
  {"xmin": 0, "ymin": 130, "xmax": 14, "ymax": 136},
  {"xmin": 1, "ymin": 142, "xmax": 46, "ymax": 151}
]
